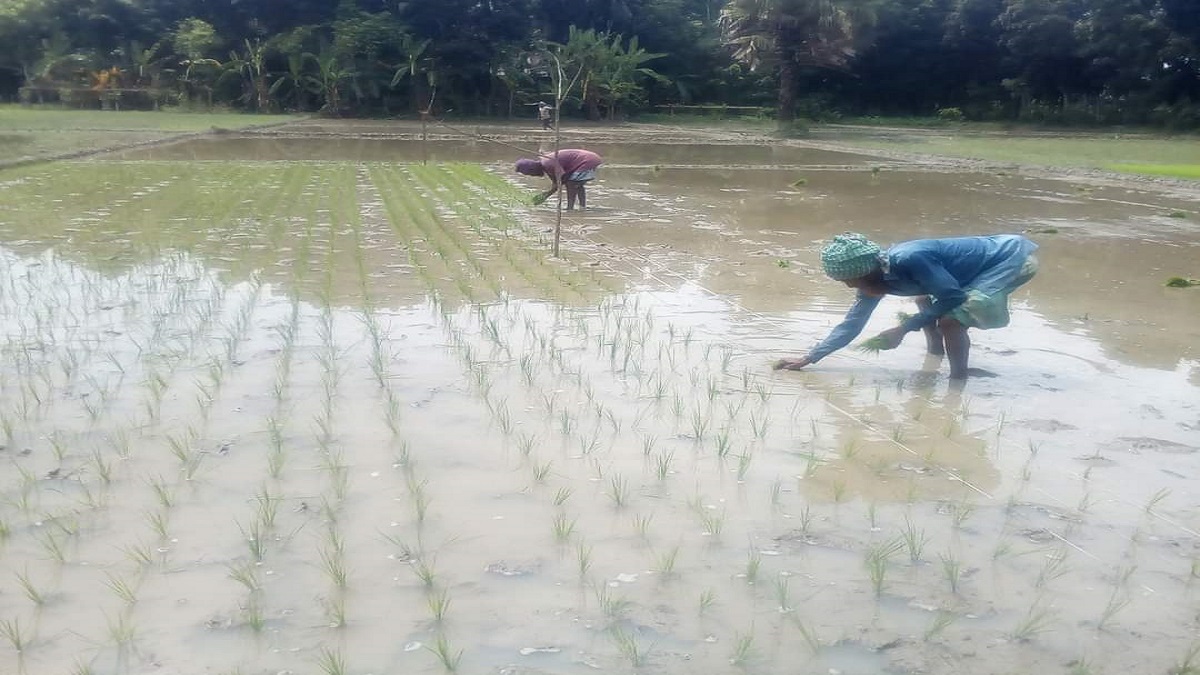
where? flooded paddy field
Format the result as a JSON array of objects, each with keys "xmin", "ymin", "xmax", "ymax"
[{"xmin": 1, "ymin": 120, "xmax": 1199, "ymax": 675}]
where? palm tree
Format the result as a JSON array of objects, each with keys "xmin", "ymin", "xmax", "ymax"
[
  {"xmin": 223, "ymin": 39, "xmax": 271, "ymax": 112},
  {"xmin": 388, "ymin": 34, "xmax": 433, "ymax": 114},
  {"xmin": 720, "ymin": 0, "xmax": 865, "ymax": 126},
  {"xmin": 269, "ymin": 52, "xmax": 309, "ymax": 112},
  {"xmin": 305, "ymin": 49, "xmax": 355, "ymax": 115}
]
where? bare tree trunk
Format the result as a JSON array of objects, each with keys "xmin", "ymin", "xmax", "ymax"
[{"xmin": 777, "ymin": 54, "xmax": 798, "ymax": 126}]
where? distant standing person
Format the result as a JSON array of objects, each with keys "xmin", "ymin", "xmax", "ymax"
[
  {"xmin": 537, "ymin": 101, "xmax": 554, "ymax": 130},
  {"xmin": 773, "ymin": 233, "xmax": 1039, "ymax": 380},
  {"xmin": 515, "ymin": 149, "xmax": 603, "ymax": 210}
]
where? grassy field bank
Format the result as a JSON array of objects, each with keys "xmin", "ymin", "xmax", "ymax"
[
  {"xmin": 818, "ymin": 126, "xmax": 1200, "ymax": 179},
  {"xmin": 0, "ymin": 106, "xmax": 304, "ymax": 164}
]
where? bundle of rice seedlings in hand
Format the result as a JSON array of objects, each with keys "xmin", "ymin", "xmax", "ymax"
[
  {"xmin": 856, "ymin": 335, "xmax": 891, "ymax": 354},
  {"xmin": 895, "ymin": 311, "xmax": 915, "ymax": 323},
  {"xmin": 530, "ymin": 192, "xmax": 550, "ymax": 206}
]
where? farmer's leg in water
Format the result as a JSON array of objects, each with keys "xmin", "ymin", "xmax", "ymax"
[
  {"xmin": 565, "ymin": 181, "xmax": 583, "ymax": 210},
  {"xmin": 577, "ymin": 182, "xmax": 586, "ymax": 209},
  {"xmin": 916, "ymin": 296, "xmax": 945, "ymax": 355},
  {"xmin": 938, "ymin": 315, "xmax": 970, "ymax": 380}
]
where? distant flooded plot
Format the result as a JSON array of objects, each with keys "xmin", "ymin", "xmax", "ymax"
[
  {"xmin": 113, "ymin": 135, "xmax": 872, "ymax": 166},
  {"xmin": 0, "ymin": 131, "xmax": 1198, "ymax": 675}
]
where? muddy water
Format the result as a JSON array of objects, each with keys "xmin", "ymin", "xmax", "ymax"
[{"xmin": 1, "ymin": 129, "xmax": 1199, "ymax": 675}]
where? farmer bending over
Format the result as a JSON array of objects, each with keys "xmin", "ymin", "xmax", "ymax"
[
  {"xmin": 515, "ymin": 148, "xmax": 603, "ymax": 210},
  {"xmin": 774, "ymin": 233, "xmax": 1039, "ymax": 380}
]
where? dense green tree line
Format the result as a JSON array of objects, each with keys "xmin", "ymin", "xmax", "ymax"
[{"xmin": 1, "ymin": 0, "xmax": 1198, "ymax": 127}]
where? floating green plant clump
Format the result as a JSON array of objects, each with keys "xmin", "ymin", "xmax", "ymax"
[{"xmin": 1165, "ymin": 276, "xmax": 1199, "ymax": 288}]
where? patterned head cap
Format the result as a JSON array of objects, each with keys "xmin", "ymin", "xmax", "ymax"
[
  {"xmin": 515, "ymin": 158, "xmax": 544, "ymax": 176},
  {"xmin": 820, "ymin": 233, "xmax": 883, "ymax": 280}
]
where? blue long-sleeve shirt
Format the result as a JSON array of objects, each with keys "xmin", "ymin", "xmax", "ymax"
[{"xmin": 807, "ymin": 235, "xmax": 1037, "ymax": 362}]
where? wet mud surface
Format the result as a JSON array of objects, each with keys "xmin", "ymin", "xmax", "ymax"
[{"xmin": 1, "ymin": 119, "xmax": 1198, "ymax": 675}]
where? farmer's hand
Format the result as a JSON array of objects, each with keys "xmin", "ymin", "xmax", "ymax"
[
  {"xmin": 875, "ymin": 326, "xmax": 907, "ymax": 350},
  {"xmin": 773, "ymin": 356, "xmax": 812, "ymax": 371}
]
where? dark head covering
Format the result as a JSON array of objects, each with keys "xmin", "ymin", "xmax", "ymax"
[{"xmin": 515, "ymin": 158, "xmax": 544, "ymax": 176}]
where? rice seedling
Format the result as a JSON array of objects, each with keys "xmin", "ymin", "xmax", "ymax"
[
  {"xmin": 901, "ymin": 517, "xmax": 928, "ymax": 562},
  {"xmin": 104, "ymin": 572, "xmax": 139, "ymax": 606},
  {"xmin": 426, "ymin": 633, "xmax": 462, "ymax": 672},
  {"xmin": 122, "ymin": 541, "xmax": 155, "ymax": 568},
  {"xmin": 83, "ymin": 445, "xmax": 114, "ymax": 483},
  {"xmin": 744, "ymin": 549, "xmax": 762, "ymax": 584},
  {"xmin": 654, "ymin": 545, "xmax": 680, "ymax": 577},
  {"xmin": 729, "ymin": 629, "xmax": 755, "ymax": 666},
  {"xmin": 576, "ymin": 543, "xmax": 593, "ymax": 578},
  {"xmin": 1096, "ymin": 590, "xmax": 1130, "ymax": 631},
  {"xmin": 939, "ymin": 552, "xmax": 962, "ymax": 594},
  {"xmin": 147, "ymin": 476, "xmax": 175, "ymax": 509},
  {"xmin": 515, "ymin": 433, "xmax": 537, "ymax": 459},
  {"xmin": 856, "ymin": 335, "xmax": 890, "ymax": 354},
  {"xmin": 736, "ymin": 452, "xmax": 753, "ymax": 480},
  {"xmin": 552, "ymin": 513, "xmax": 577, "ymax": 542},
  {"xmin": 831, "ymin": 479, "xmax": 847, "ymax": 503},
  {"xmin": 532, "ymin": 460, "xmax": 553, "ymax": 484},
  {"xmin": 1145, "ymin": 487, "xmax": 1170, "ymax": 513},
  {"xmin": 790, "ymin": 616, "xmax": 822, "ymax": 653},
  {"xmin": 428, "ymin": 587, "xmax": 452, "ymax": 623},
  {"xmin": 105, "ymin": 610, "xmax": 136, "ymax": 646},
  {"xmin": 1169, "ymin": 642, "xmax": 1200, "ymax": 675},
  {"xmin": 227, "ymin": 561, "xmax": 262, "ymax": 594},
  {"xmin": 610, "ymin": 625, "xmax": 650, "ymax": 668},
  {"xmin": 769, "ymin": 478, "xmax": 783, "ymax": 509},
  {"xmin": 1035, "ymin": 549, "xmax": 1070, "ymax": 589},
  {"xmin": 1010, "ymin": 600, "xmax": 1057, "ymax": 642},
  {"xmin": 411, "ymin": 556, "xmax": 438, "ymax": 589},
  {"xmin": 552, "ymin": 487, "xmax": 573, "ymax": 506},
  {"xmin": 924, "ymin": 611, "xmax": 957, "ymax": 641},
  {"xmin": 796, "ymin": 505, "xmax": 814, "ymax": 534},
  {"xmin": 699, "ymin": 509, "xmax": 725, "ymax": 537},
  {"xmin": 714, "ymin": 429, "xmax": 732, "ymax": 458},
  {"xmin": 773, "ymin": 575, "xmax": 791, "ymax": 612},
  {"xmin": 653, "ymin": 450, "xmax": 674, "ymax": 481},
  {"xmin": 595, "ymin": 585, "xmax": 632, "ymax": 620},
  {"xmin": 0, "ymin": 617, "xmax": 29, "ymax": 652},
  {"xmin": 951, "ymin": 499, "xmax": 975, "ymax": 530},
  {"xmin": 244, "ymin": 597, "xmax": 266, "ymax": 633},
  {"xmin": 607, "ymin": 473, "xmax": 630, "ymax": 507},
  {"xmin": 642, "ymin": 435, "xmax": 657, "ymax": 457},
  {"xmin": 239, "ymin": 520, "xmax": 267, "ymax": 562},
  {"xmin": 316, "ymin": 646, "xmax": 347, "ymax": 675},
  {"xmin": 14, "ymin": 569, "xmax": 45, "ymax": 606},
  {"xmin": 145, "ymin": 509, "xmax": 170, "ymax": 540},
  {"xmin": 37, "ymin": 529, "xmax": 68, "ymax": 564},
  {"xmin": 865, "ymin": 537, "xmax": 905, "ymax": 596},
  {"xmin": 633, "ymin": 513, "xmax": 654, "ymax": 540},
  {"xmin": 689, "ymin": 407, "xmax": 711, "ymax": 441}
]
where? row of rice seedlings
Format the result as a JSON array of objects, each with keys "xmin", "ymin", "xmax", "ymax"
[
  {"xmin": 379, "ymin": 165, "xmax": 501, "ymax": 301},
  {"xmin": 416, "ymin": 165, "xmax": 575, "ymax": 300}
]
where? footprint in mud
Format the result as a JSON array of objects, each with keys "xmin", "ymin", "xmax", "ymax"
[
  {"xmin": 1100, "ymin": 437, "xmax": 1199, "ymax": 455},
  {"xmin": 1020, "ymin": 419, "xmax": 1079, "ymax": 433},
  {"xmin": 1073, "ymin": 453, "xmax": 1118, "ymax": 467},
  {"xmin": 485, "ymin": 560, "xmax": 542, "ymax": 577}
]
